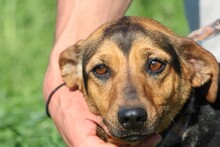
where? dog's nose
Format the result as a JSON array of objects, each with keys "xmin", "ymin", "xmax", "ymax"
[{"xmin": 118, "ymin": 107, "xmax": 147, "ymax": 130}]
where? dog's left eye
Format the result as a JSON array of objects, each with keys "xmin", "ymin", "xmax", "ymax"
[
  {"xmin": 92, "ymin": 64, "xmax": 111, "ymax": 79},
  {"xmin": 147, "ymin": 59, "xmax": 166, "ymax": 74}
]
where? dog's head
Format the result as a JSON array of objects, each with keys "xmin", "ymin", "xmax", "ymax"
[{"xmin": 59, "ymin": 17, "xmax": 219, "ymax": 145}]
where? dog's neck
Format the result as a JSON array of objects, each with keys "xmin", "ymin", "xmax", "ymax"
[
  {"xmin": 159, "ymin": 90, "xmax": 199, "ymax": 146},
  {"xmin": 159, "ymin": 78, "xmax": 220, "ymax": 147}
]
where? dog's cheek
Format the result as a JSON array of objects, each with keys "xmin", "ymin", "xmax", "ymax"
[
  {"xmin": 85, "ymin": 79, "xmax": 111, "ymax": 115},
  {"xmin": 85, "ymin": 83, "xmax": 101, "ymax": 114},
  {"xmin": 153, "ymin": 72, "xmax": 189, "ymax": 132}
]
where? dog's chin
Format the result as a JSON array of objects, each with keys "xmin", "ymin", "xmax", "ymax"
[
  {"xmin": 105, "ymin": 134, "xmax": 146, "ymax": 146},
  {"xmin": 97, "ymin": 125, "xmax": 155, "ymax": 145},
  {"xmin": 108, "ymin": 132, "xmax": 160, "ymax": 146},
  {"xmin": 118, "ymin": 134, "xmax": 147, "ymax": 144}
]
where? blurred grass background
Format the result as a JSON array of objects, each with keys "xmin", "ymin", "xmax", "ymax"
[{"xmin": 0, "ymin": 0, "xmax": 188, "ymax": 146}]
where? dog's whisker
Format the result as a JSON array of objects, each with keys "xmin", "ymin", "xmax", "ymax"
[
  {"xmin": 153, "ymin": 130, "xmax": 160, "ymax": 136},
  {"xmin": 168, "ymin": 115, "xmax": 176, "ymax": 124}
]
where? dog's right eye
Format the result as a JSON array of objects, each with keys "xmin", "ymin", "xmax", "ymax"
[{"xmin": 92, "ymin": 64, "xmax": 111, "ymax": 79}]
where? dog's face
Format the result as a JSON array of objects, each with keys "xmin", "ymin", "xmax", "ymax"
[{"xmin": 59, "ymin": 17, "xmax": 219, "ymax": 145}]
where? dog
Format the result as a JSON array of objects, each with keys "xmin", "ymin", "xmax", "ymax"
[{"xmin": 59, "ymin": 17, "xmax": 220, "ymax": 146}]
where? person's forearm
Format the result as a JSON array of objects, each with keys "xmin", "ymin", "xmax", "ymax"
[
  {"xmin": 55, "ymin": 0, "xmax": 131, "ymax": 44},
  {"xmin": 43, "ymin": 0, "xmax": 131, "ymax": 100}
]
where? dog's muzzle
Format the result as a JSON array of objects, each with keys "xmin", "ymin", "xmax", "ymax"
[
  {"xmin": 117, "ymin": 107, "xmax": 148, "ymax": 142},
  {"xmin": 118, "ymin": 107, "xmax": 147, "ymax": 130}
]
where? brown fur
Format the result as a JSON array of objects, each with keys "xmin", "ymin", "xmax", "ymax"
[{"xmin": 59, "ymin": 17, "xmax": 219, "ymax": 145}]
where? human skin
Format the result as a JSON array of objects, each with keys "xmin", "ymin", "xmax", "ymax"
[{"xmin": 43, "ymin": 0, "xmax": 161, "ymax": 146}]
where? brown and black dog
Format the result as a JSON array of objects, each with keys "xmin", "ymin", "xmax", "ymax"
[{"xmin": 59, "ymin": 17, "xmax": 220, "ymax": 146}]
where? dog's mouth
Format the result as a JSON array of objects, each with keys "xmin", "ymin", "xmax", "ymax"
[
  {"xmin": 119, "ymin": 134, "xmax": 148, "ymax": 143},
  {"xmin": 97, "ymin": 120, "xmax": 155, "ymax": 144},
  {"xmin": 110, "ymin": 131, "xmax": 159, "ymax": 145}
]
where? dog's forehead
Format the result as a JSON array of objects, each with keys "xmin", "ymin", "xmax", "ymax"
[
  {"xmin": 89, "ymin": 17, "xmax": 178, "ymax": 55},
  {"xmin": 83, "ymin": 17, "xmax": 181, "ymax": 74}
]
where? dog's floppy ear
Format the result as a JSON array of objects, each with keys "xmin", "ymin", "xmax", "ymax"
[
  {"xmin": 177, "ymin": 38, "xmax": 219, "ymax": 103},
  {"xmin": 59, "ymin": 40, "xmax": 84, "ymax": 90}
]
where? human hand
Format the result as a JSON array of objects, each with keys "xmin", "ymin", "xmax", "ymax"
[{"xmin": 46, "ymin": 89, "xmax": 116, "ymax": 146}]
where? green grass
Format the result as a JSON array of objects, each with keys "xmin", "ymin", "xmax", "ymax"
[{"xmin": 0, "ymin": 0, "xmax": 188, "ymax": 146}]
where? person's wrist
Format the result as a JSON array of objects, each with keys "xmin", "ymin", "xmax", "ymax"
[
  {"xmin": 43, "ymin": 40, "xmax": 70, "ymax": 98},
  {"xmin": 43, "ymin": 64, "xmax": 62, "ymax": 98}
]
